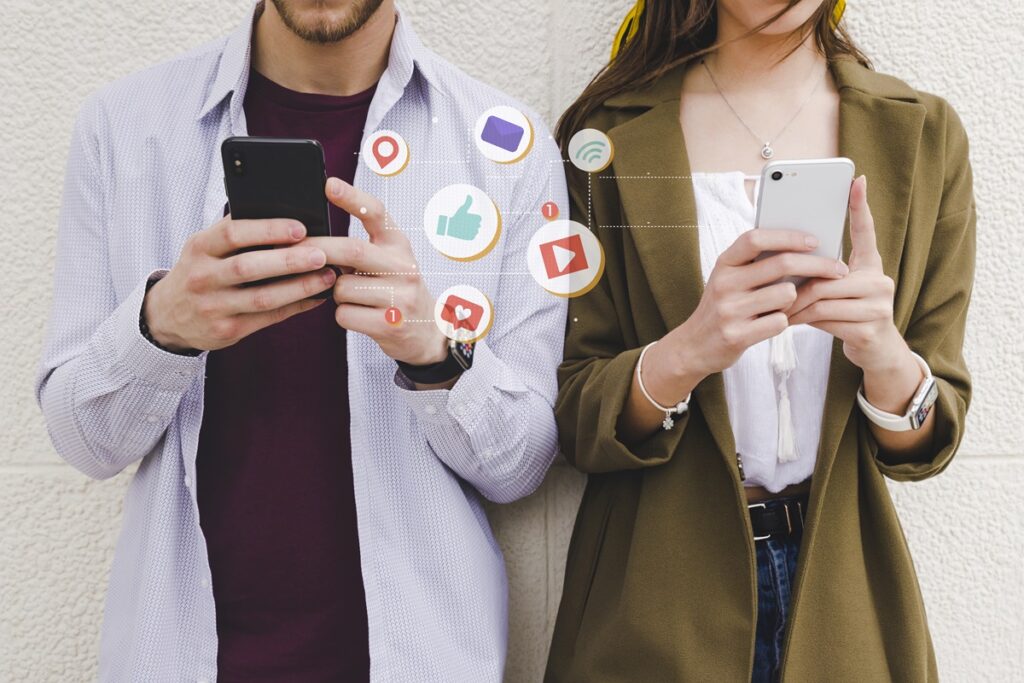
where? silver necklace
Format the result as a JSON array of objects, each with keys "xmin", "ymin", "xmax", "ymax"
[{"xmin": 701, "ymin": 58, "xmax": 827, "ymax": 160}]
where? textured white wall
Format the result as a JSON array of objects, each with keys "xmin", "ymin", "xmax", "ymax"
[{"xmin": 2, "ymin": 1, "xmax": 1022, "ymax": 681}]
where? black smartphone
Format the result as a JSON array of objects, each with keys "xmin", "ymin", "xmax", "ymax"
[{"xmin": 221, "ymin": 136, "xmax": 333, "ymax": 297}]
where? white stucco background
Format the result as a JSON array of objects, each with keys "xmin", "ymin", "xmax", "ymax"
[{"xmin": 2, "ymin": 1, "xmax": 1022, "ymax": 680}]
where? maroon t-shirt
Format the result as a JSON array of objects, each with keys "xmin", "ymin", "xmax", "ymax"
[{"xmin": 196, "ymin": 69, "xmax": 374, "ymax": 682}]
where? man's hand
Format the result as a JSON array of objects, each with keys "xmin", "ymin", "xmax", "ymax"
[
  {"xmin": 306, "ymin": 177, "xmax": 448, "ymax": 366},
  {"xmin": 144, "ymin": 216, "xmax": 337, "ymax": 353}
]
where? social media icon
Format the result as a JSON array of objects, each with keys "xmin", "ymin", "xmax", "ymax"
[
  {"xmin": 480, "ymin": 116, "xmax": 524, "ymax": 153},
  {"xmin": 568, "ymin": 128, "xmax": 614, "ymax": 173},
  {"xmin": 541, "ymin": 201, "xmax": 559, "ymax": 221},
  {"xmin": 434, "ymin": 285, "xmax": 493, "ymax": 343},
  {"xmin": 527, "ymin": 220, "xmax": 605, "ymax": 297},
  {"xmin": 363, "ymin": 129, "xmax": 410, "ymax": 176},
  {"xmin": 436, "ymin": 195, "xmax": 481, "ymax": 241},
  {"xmin": 423, "ymin": 184, "xmax": 501, "ymax": 261},
  {"xmin": 540, "ymin": 234, "xmax": 589, "ymax": 279},
  {"xmin": 440, "ymin": 295, "xmax": 484, "ymax": 331},
  {"xmin": 372, "ymin": 136, "xmax": 399, "ymax": 168},
  {"xmin": 474, "ymin": 106, "xmax": 533, "ymax": 164}
]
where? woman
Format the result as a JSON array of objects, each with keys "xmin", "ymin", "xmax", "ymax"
[{"xmin": 547, "ymin": 1, "xmax": 974, "ymax": 681}]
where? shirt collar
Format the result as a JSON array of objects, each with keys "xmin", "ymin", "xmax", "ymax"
[{"xmin": 196, "ymin": 1, "xmax": 431, "ymax": 123}]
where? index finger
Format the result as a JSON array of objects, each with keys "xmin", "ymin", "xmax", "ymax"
[
  {"xmin": 199, "ymin": 216, "xmax": 306, "ymax": 257},
  {"xmin": 718, "ymin": 228, "xmax": 819, "ymax": 267},
  {"xmin": 303, "ymin": 236, "xmax": 408, "ymax": 274},
  {"xmin": 325, "ymin": 177, "xmax": 399, "ymax": 244}
]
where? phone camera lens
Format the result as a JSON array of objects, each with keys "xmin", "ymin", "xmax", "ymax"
[{"xmin": 771, "ymin": 171, "xmax": 783, "ymax": 181}]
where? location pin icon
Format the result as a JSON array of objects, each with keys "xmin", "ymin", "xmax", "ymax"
[{"xmin": 372, "ymin": 135, "xmax": 399, "ymax": 169}]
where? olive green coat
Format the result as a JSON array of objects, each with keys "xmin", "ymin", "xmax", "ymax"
[{"xmin": 546, "ymin": 59, "xmax": 974, "ymax": 682}]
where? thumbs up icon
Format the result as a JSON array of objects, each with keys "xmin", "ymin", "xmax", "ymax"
[
  {"xmin": 436, "ymin": 194, "xmax": 482, "ymax": 241},
  {"xmin": 423, "ymin": 184, "xmax": 501, "ymax": 261}
]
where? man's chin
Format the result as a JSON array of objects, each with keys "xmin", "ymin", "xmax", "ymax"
[{"xmin": 269, "ymin": 0, "xmax": 386, "ymax": 44}]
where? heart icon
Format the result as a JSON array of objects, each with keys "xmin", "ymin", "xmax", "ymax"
[{"xmin": 455, "ymin": 305, "xmax": 471, "ymax": 321}]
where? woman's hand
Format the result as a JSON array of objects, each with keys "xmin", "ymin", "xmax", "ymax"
[
  {"xmin": 786, "ymin": 176, "xmax": 909, "ymax": 374},
  {"xmin": 786, "ymin": 175, "xmax": 935, "ymax": 455},
  {"xmin": 661, "ymin": 228, "xmax": 848, "ymax": 379},
  {"xmin": 621, "ymin": 228, "xmax": 848, "ymax": 442}
]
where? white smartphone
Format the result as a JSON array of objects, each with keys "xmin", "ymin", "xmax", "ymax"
[{"xmin": 754, "ymin": 157, "xmax": 855, "ymax": 284}]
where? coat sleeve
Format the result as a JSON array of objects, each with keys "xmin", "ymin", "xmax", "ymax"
[
  {"xmin": 875, "ymin": 101, "xmax": 975, "ymax": 481},
  {"xmin": 554, "ymin": 156, "xmax": 692, "ymax": 474}
]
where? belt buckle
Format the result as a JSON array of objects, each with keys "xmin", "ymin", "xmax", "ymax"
[{"xmin": 747, "ymin": 502, "xmax": 771, "ymax": 541}]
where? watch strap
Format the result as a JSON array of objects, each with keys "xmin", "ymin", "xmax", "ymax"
[
  {"xmin": 856, "ymin": 351, "xmax": 934, "ymax": 432},
  {"xmin": 139, "ymin": 277, "xmax": 203, "ymax": 357},
  {"xmin": 397, "ymin": 341, "xmax": 473, "ymax": 384}
]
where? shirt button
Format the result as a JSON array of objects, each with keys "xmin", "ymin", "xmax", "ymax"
[
  {"xmin": 184, "ymin": 475, "xmax": 192, "ymax": 488},
  {"xmin": 145, "ymin": 415, "xmax": 158, "ymax": 424},
  {"xmin": 200, "ymin": 577, "xmax": 210, "ymax": 588},
  {"xmin": 424, "ymin": 405, "xmax": 437, "ymax": 416},
  {"xmin": 481, "ymin": 448, "xmax": 494, "ymax": 458},
  {"xmin": 198, "ymin": 678, "xmax": 210, "ymax": 683}
]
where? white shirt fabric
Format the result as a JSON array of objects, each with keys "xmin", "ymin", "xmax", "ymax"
[
  {"xmin": 33, "ymin": 4, "xmax": 568, "ymax": 681},
  {"xmin": 692, "ymin": 172, "xmax": 833, "ymax": 493}
]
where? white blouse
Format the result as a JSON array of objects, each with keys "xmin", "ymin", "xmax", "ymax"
[{"xmin": 692, "ymin": 172, "xmax": 833, "ymax": 493}]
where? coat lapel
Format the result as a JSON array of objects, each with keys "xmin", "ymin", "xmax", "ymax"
[
  {"xmin": 603, "ymin": 59, "xmax": 927, "ymax": 489},
  {"xmin": 606, "ymin": 66, "xmax": 738, "ymax": 468},
  {"xmin": 810, "ymin": 61, "xmax": 926, "ymax": 502}
]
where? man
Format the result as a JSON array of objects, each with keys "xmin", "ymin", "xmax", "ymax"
[{"xmin": 35, "ymin": 1, "xmax": 567, "ymax": 680}]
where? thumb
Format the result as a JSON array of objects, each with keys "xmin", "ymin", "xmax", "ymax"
[
  {"xmin": 848, "ymin": 175, "xmax": 882, "ymax": 271},
  {"xmin": 453, "ymin": 194, "xmax": 474, "ymax": 216}
]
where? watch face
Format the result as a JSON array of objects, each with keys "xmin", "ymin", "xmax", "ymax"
[
  {"xmin": 910, "ymin": 379, "xmax": 939, "ymax": 429},
  {"xmin": 453, "ymin": 341, "xmax": 474, "ymax": 369}
]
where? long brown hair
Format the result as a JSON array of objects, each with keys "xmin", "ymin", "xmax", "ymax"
[{"xmin": 556, "ymin": 0, "xmax": 871, "ymax": 146}]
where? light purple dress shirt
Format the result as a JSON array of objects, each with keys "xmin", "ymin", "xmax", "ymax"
[{"xmin": 34, "ymin": 4, "xmax": 568, "ymax": 681}]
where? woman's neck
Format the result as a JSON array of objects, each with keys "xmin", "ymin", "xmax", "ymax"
[{"xmin": 705, "ymin": 13, "xmax": 826, "ymax": 94}]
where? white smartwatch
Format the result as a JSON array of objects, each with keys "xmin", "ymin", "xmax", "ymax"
[{"xmin": 856, "ymin": 351, "xmax": 938, "ymax": 432}]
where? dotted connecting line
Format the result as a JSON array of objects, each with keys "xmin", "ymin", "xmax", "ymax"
[
  {"xmin": 352, "ymin": 284, "xmax": 395, "ymax": 307},
  {"xmin": 354, "ymin": 271, "xmax": 532, "ymax": 276}
]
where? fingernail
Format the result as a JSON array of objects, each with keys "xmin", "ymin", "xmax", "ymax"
[
  {"xmin": 836, "ymin": 260, "xmax": 849, "ymax": 275},
  {"xmin": 290, "ymin": 223, "xmax": 305, "ymax": 240},
  {"xmin": 321, "ymin": 268, "xmax": 336, "ymax": 284},
  {"xmin": 327, "ymin": 178, "xmax": 342, "ymax": 197},
  {"xmin": 309, "ymin": 249, "xmax": 326, "ymax": 267},
  {"xmin": 804, "ymin": 235, "xmax": 819, "ymax": 249}
]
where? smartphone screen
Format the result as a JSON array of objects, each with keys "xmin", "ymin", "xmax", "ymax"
[
  {"xmin": 221, "ymin": 136, "xmax": 333, "ymax": 296},
  {"xmin": 754, "ymin": 157, "xmax": 855, "ymax": 284}
]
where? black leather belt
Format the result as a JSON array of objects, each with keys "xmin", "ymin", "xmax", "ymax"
[{"xmin": 748, "ymin": 494, "xmax": 809, "ymax": 542}]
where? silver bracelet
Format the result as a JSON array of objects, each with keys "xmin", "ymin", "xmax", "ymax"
[{"xmin": 636, "ymin": 342, "xmax": 691, "ymax": 430}]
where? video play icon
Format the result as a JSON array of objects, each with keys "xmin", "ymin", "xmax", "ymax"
[
  {"xmin": 526, "ymin": 220, "xmax": 605, "ymax": 298},
  {"xmin": 539, "ymin": 234, "xmax": 588, "ymax": 279}
]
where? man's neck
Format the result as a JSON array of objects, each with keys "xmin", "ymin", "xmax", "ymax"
[{"xmin": 251, "ymin": 0, "xmax": 395, "ymax": 96}]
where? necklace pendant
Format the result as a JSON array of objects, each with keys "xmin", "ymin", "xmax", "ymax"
[{"xmin": 760, "ymin": 143, "xmax": 774, "ymax": 160}]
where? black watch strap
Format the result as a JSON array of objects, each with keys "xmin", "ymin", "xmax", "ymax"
[
  {"xmin": 139, "ymin": 277, "xmax": 203, "ymax": 357},
  {"xmin": 397, "ymin": 341, "xmax": 474, "ymax": 384}
]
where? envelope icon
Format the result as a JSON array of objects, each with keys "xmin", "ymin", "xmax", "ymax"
[{"xmin": 480, "ymin": 115, "xmax": 525, "ymax": 153}]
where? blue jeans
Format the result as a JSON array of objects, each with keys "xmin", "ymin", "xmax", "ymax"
[{"xmin": 752, "ymin": 534, "xmax": 801, "ymax": 683}]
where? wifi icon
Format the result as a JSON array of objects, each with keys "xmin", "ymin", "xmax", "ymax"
[{"xmin": 569, "ymin": 128, "xmax": 615, "ymax": 173}]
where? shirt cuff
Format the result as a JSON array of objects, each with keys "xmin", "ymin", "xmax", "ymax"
[
  {"xmin": 394, "ymin": 340, "xmax": 527, "ymax": 433},
  {"xmin": 98, "ymin": 270, "xmax": 208, "ymax": 392}
]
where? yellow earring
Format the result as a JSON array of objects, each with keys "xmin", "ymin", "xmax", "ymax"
[
  {"xmin": 611, "ymin": 0, "xmax": 645, "ymax": 60},
  {"xmin": 830, "ymin": 0, "xmax": 847, "ymax": 29}
]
